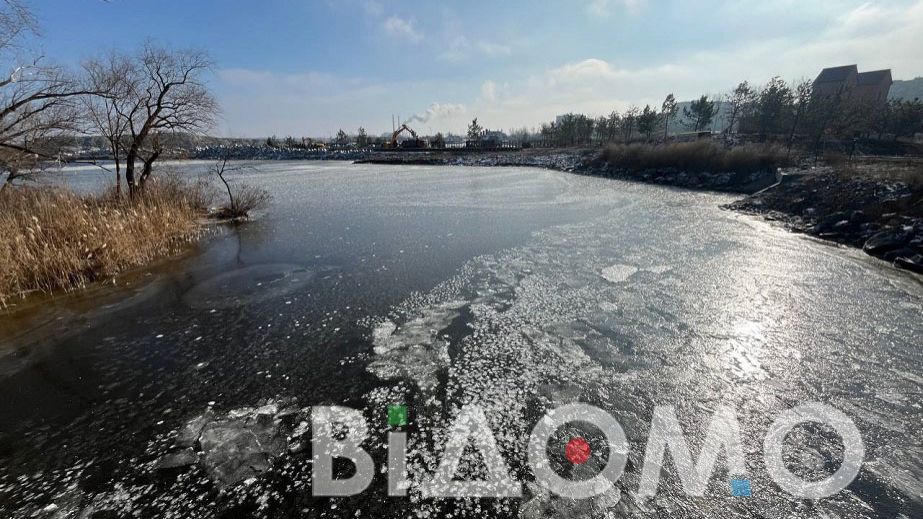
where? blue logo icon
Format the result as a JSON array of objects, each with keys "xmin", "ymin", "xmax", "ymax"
[{"xmin": 731, "ymin": 479, "xmax": 752, "ymax": 497}]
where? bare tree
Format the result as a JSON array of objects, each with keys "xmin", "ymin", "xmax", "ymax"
[
  {"xmin": 622, "ymin": 105, "xmax": 639, "ymax": 142},
  {"xmin": 0, "ymin": 1, "xmax": 96, "ymax": 189},
  {"xmin": 83, "ymin": 52, "xmax": 134, "ymax": 196},
  {"xmin": 213, "ymin": 153, "xmax": 270, "ymax": 219},
  {"xmin": 787, "ymin": 79, "xmax": 812, "ymax": 158},
  {"xmin": 0, "ymin": 0, "xmax": 35, "ymax": 51},
  {"xmin": 110, "ymin": 44, "xmax": 218, "ymax": 196}
]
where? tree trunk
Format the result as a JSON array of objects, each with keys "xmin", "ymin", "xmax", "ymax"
[
  {"xmin": 2, "ymin": 169, "xmax": 19, "ymax": 191},
  {"xmin": 139, "ymin": 148, "xmax": 161, "ymax": 188},
  {"xmin": 109, "ymin": 138, "xmax": 122, "ymax": 199},
  {"xmin": 786, "ymin": 111, "xmax": 802, "ymax": 161},
  {"xmin": 114, "ymin": 153, "xmax": 122, "ymax": 198},
  {"xmin": 125, "ymin": 146, "xmax": 138, "ymax": 197}
]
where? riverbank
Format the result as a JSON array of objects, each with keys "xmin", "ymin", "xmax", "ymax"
[
  {"xmin": 356, "ymin": 144, "xmax": 782, "ymax": 195},
  {"xmin": 0, "ymin": 176, "xmax": 210, "ymax": 307},
  {"xmin": 727, "ymin": 167, "xmax": 923, "ymax": 273}
]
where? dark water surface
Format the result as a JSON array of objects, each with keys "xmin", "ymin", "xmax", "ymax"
[{"xmin": 0, "ymin": 162, "xmax": 921, "ymax": 517}]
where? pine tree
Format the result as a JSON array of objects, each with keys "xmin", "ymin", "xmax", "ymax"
[
  {"xmin": 637, "ymin": 105, "xmax": 660, "ymax": 140},
  {"xmin": 661, "ymin": 94, "xmax": 678, "ymax": 139},
  {"xmin": 682, "ymin": 96, "xmax": 717, "ymax": 132},
  {"xmin": 467, "ymin": 118, "xmax": 483, "ymax": 141}
]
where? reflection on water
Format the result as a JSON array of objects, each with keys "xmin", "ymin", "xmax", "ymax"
[{"xmin": 0, "ymin": 161, "xmax": 921, "ymax": 517}]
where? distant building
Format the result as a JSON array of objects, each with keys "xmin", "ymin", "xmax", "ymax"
[{"xmin": 813, "ymin": 65, "xmax": 892, "ymax": 106}]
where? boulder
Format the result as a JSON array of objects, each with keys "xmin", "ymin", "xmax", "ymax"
[
  {"xmin": 895, "ymin": 254, "xmax": 923, "ymax": 274},
  {"xmin": 849, "ymin": 210, "xmax": 869, "ymax": 223},
  {"xmin": 815, "ymin": 211, "xmax": 849, "ymax": 232},
  {"xmin": 832, "ymin": 219, "xmax": 852, "ymax": 230},
  {"xmin": 883, "ymin": 248, "xmax": 917, "ymax": 263},
  {"xmin": 863, "ymin": 231, "xmax": 910, "ymax": 254}
]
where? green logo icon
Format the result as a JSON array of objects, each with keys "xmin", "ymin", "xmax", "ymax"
[{"xmin": 387, "ymin": 404, "xmax": 408, "ymax": 427}]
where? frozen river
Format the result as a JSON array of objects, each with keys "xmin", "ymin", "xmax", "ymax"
[{"xmin": 0, "ymin": 161, "xmax": 921, "ymax": 517}]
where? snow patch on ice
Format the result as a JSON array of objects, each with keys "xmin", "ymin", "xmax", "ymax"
[{"xmin": 600, "ymin": 264, "xmax": 638, "ymax": 283}]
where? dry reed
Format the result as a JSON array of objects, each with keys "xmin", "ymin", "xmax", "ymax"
[{"xmin": 0, "ymin": 174, "xmax": 212, "ymax": 306}]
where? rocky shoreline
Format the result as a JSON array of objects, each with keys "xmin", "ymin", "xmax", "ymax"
[
  {"xmin": 357, "ymin": 149, "xmax": 780, "ymax": 194},
  {"xmin": 726, "ymin": 169, "xmax": 923, "ymax": 274},
  {"xmin": 355, "ymin": 149, "xmax": 588, "ymax": 172}
]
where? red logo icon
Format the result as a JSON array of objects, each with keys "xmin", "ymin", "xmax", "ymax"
[{"xmin": 565, "ymin": 437, "xmax": 591, "ymax": 465}]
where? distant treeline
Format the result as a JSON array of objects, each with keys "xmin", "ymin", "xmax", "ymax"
[{"xmin": 524, "ymin": 78, "xmax": 923, "ymax": 153}]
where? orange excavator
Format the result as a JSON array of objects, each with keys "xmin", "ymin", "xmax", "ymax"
[{"xmin": 384, "ymin": 123, "xmax": 427, "ymax": 150}]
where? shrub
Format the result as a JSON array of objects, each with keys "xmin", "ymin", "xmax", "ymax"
[
  {"xmin": 213, "ymin": 183, "xmax": 271, "ymax": 220},
  {"xmin": 600, "ymin": 141, "xmax": 786, "ymax": 174},
  {"xmin": 0, "ymin": 177, "xmax": 212, "ymax": 306}
]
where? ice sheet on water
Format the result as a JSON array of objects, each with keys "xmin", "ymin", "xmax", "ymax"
[
  {"xmin": 182, "ymin": 263, "xmax": 316, "ymax": 309},
  {"xmin": 360, "ymin": 187, "xmax": 923, "ymax": 516},
  {"xmin": 362, "ymin": 218, "xmax": 660, "ymax": 514}
]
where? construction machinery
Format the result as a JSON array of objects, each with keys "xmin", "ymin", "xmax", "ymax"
[{"xmin": 384, "ymin": 123, "xmax": 427, "ymax": 150}]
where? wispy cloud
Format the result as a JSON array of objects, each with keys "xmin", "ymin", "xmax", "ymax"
[
  {"xmin": 480, "ymin": 80, "xmax": 498, "ymax": 103},
  {"xmin": 437, "ymin": 37, "xmax": 514, "ymax": 62},
  {"xmin": 477, "ymin": 41, "xmax": 512, "ymax": 57},
  {"xmin": 383, "ymin": 16, "xmax": 423, "ymax": 43},
  {"xmin": 438, "ymin": 36, "xmax": 470, "ymax": 63}
]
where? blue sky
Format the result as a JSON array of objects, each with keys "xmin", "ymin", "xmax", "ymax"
[{"xmin": 23, "ymin": 0, "xmax": 923, "ymax": 137}]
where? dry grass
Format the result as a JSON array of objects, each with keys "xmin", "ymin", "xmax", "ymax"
[
  {"xmin": 601, "ymin": 141, "xmax": 787, "ymax": 174},
  {"xmin": 0, "ymin": 175, "xmax": 212, "ymax": 306},
  {"xmin": 839, "ymin": 160, "xmax": 923, "ymax": 189}
]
